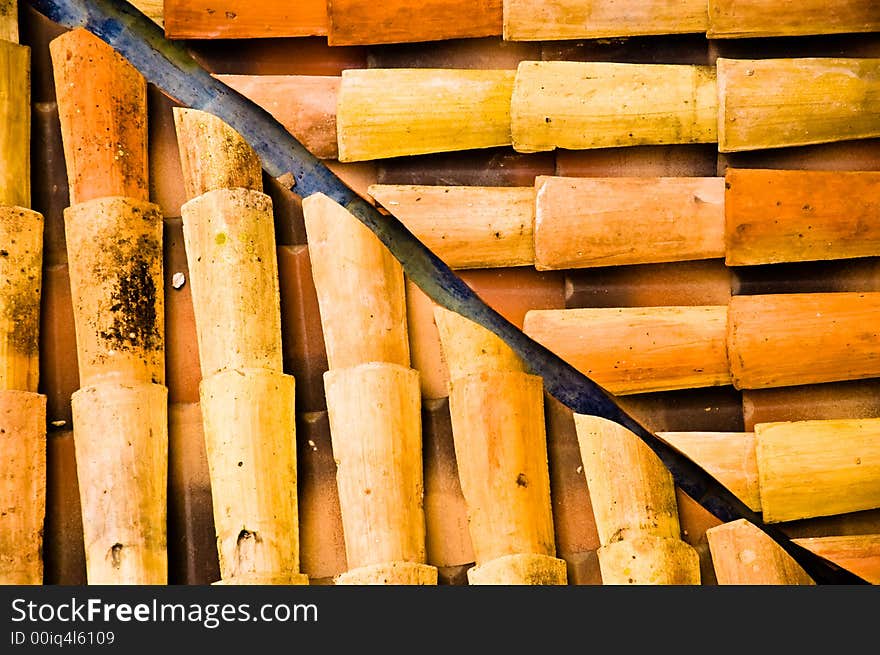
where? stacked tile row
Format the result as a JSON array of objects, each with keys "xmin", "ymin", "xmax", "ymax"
[
  {"xmin": 156, "ymin": 1, "xmax": 880, "ymax": 43},
  {"xmin": 51, "ymin": 28, "xmax": 168, "ymax": 584},
  {"xmin": 328, "ymin": 59, "xmax": 880, "ymax": 161},
  {"xmin": 0, "ymin": 4, "xmax": 47, "ymax": 585},
  {"xmin": 173, "ymin": 108, "xmax": 309, "ymax": 585},
  {"xmin": 302, "ymin": 192, "xmax": 438, "ymax": 584},
  {"xmin": 369, "ymin": 170, "xmax": 880, "ymax": 272},
  {"xmin": 433, "ymin": 306, "xmax": 568, "ymax": 584}
]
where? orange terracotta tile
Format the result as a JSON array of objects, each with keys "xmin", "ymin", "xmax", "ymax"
[
  {"xmin": 565, "ymin": 260, "xmax": 733, "ymax": 309},
  {"xmin": 779, "ymin": 508, "xmax": 880, "ymax": 541},
  {"xmin": 556, "ymin": 145, "xmax": 718, "ymax": 178},
  {"xmin": 328, "ymin": 0, "xmax": 502, "ymax": 46},
  {"xmin": 377, "ymin": 147, "xmax": 555, "ymax": 187},
  {"xmin": 173, "ymin": 108, "xmax": 264, "ymax": 202},
  {"xmin": 163, "ymin": 218, "xmax": 202, "ymax": 405},
  {"xmin": 323, "ymin": 160, "xmax": 379, "ymax": 204},
  {"xmin": 791, "ymin": 534, "xmax": 880, "ymax": 585},
  {"xmin": 404, "ymin": 278, "xmax": 448, "ymax": 400},
  {"xmin": 727, "ymin": 292, "xmax": 880, "ymax": 390},
  {"xmin": 436, "ymin": 563, "xmax": 473, "ymax": 585},
  {"xmin": 458, "ymin": 266, "xmax": 566, "ymax": 329},
  {"xmin": 544, "ymin": 393, "xmax": 601, "ymax": 584},
  {"xmin": 31, "ymin": 101, "xmax": 69, "ymax": 266},
  {"xmin": 306, "ymin": 575, "xmax": 336, "ymax": 586},
  {"xmin": 0, "ymin": 392, "xmax": 45, "ymax": 582},
  {"xmin": 542, "ymin": 34, "xmax": 711, "ymax": 65},
  {"xmin": 187, "ymin": 37, "xmax": 367, "ymax": 76},
  {"xmin": 708, "ymin": 31, "xmax": 880, "ymax": 62},
  {"xmin": 564, "ymin": 551, "xmax": 602, "ymax": 585},
  {"xmin": 19, "ymin": 4, "xmax": 67, "ymax": 103},
  {"xmin": 62, "ymin": 195, "xmax": 165, "ymax": 388},
  {"xmin": 148, "ymin": 87, "xmax": 187, "ymax": 220},
  {"xmin": 718, "ymin": 139, "xmax": 880, "ymax": 174},
  {"xmin": 296, "ymin": 411, "xmax": 347, "ymax": 581},
  {"xmin": 167, "ymin": 402, "xmax": 220, "ymax": 585},
  {"xmin": 616, "ymin": 386, "xmax": 745, "ymax": 435},
  {"xmin": 675, "ymin": 488, "xmax": 722, "ymax": 586},
  {"xmin": 537, "ymin": 177, "xmax": 723, "ymax": 275},
  {"xmin": 38, "ymin": 263, "xmax": 78, "ymax": 429},
  {"xmin": 707, "ymin": 2, "xmax": 880, "ymax": 41},
  {"xmin": 264, "ymin": 173, "xmax": 307, "ymax": 247},
  {"xmin": 42, "ymin": 429, "xmax": 86, "ymax": 585},
  {"xmin": 724, "ymin": 170, "xmax": 880, "ymax": 267},
  {"xmin": 277, "ymin": 245, "xmax": 328, "ymax": 413},
  {"xmin": 367, "ymin": 36, "xmax": 541, "ymax": 69},
  {"xmin": 164, "ymin": 0, "xmax": 328, "ymax": 39},
  {"xmin": 742, "ymin": 380, "xmax": 880, "ymax": 431},
  {"xmin": 731, "ymin": 258, "xmax": 880, "ymax": 296},
  {"xmin": 422, "ymin": 398, "xmax": 475, "ymax": 570},
  {"xmin": 218, "ymin": 75, "xmax": 340, "ymax": 161},
  {"xmin": 525, "ymin": 305, "xmax": 731, "ymax": 396},
  {"xmin": 51, "ymin": 28, "xmax": 150, "ymax": 205}
]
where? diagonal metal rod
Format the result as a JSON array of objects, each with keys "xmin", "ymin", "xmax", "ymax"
[{"xmin": 26, "ymin": 0, "xmax": 869, "ymax": 584}]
